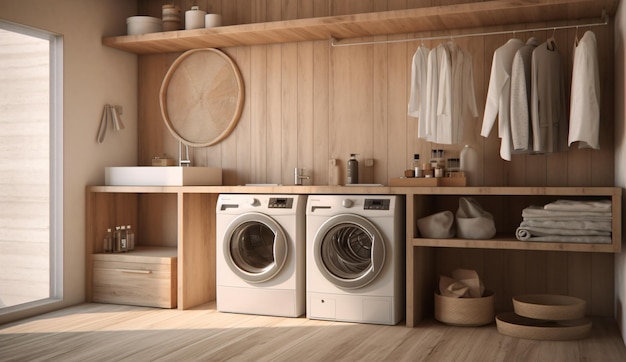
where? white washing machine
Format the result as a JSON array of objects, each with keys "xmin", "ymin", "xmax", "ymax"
[
  {"xmin": 216, "ymin": 194, "xmax": 306, "ymax": 317},
  {"xmin": 306, "ymin": 195, "xmax": 405, "ymax": 325}
]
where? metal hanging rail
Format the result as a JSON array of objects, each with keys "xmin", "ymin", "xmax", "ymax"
[{"xmin": 330, "ymin": 11, "xmax": 609, "ymax": 47}]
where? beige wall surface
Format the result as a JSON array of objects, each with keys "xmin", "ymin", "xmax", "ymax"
[
  {"xmin": 615, "ymin": 0, "xmax": 626, "ymax": 346},
  {"xmin": 0, "ymin": 0, "xmax": 137, "ymax": 324}
]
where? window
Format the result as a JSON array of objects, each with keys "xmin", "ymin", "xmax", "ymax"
[{"xmin": 0, "ymin": 20, "xmax": 63, "ymax": 311}]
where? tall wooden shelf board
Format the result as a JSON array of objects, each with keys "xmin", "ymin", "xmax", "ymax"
[{"xmin": 102, "ymin": 0, "xmax": 618, "ymax": 54}]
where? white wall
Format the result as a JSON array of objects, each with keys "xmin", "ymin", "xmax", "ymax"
[
  {"xmin": 0, "ymin": 0, "xmax": 137, "ymax": 324},
  {"xmin": 615, "ymin": 0, "xmax": 626, "ymax": 346}
]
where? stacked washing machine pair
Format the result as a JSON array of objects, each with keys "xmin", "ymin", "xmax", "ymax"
[{"xmin": 215, "ymin": 194, "xmax": 405, "ymax": 325}]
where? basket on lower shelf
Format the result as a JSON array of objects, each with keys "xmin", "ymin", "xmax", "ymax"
[
  {"xmin": 434, "ymin": 290, "xmax": 495, "ymax": 327},
  {"xmin": 496, "ymin": 294, "xmax": 591, "ymax": 340}
]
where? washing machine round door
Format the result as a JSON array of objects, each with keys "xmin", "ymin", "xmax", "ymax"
[
  {"xmin": 313, "ymin": 214, "xmax": 385, "ymax": 289},
  {"xmin": 223, "ymin": 212, "xmax": 288, "ymax": 283}
]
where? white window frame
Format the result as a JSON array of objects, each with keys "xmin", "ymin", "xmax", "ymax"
[{"xmin": 0, "ymin": 19, "xmax": 63, "ymax": 313}]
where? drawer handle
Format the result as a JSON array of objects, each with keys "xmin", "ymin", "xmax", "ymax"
[{"xmin": 115, "ymin": 269, "xmax": 152, "ymax": 274}]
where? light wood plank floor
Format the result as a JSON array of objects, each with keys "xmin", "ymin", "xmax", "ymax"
[{"xmin": 1, "ymin": 302, "xmax": 625, "ymax": 361}]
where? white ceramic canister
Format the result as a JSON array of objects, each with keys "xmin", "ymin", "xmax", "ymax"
[
  {"xmin": 127, "ymin": 16, "xmax": 163, "ymax": 35},
  {"xmin": 185, "ymin": 6, "xmax": 206, "ymax": 30},
  {"xmin": 205, "ymin": 13, "xmax": 222, "ymax": 28}
]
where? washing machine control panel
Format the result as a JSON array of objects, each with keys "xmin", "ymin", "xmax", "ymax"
[
  {"xmin": 364, "ymin": 198, "xmax": 390, "ymax": 210},
  {"xmin": 268, "ymin": 197, "xmax": 294, "ymax": 209}
]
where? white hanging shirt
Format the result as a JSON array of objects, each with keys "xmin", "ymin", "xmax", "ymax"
[
  {"xmin": 510, "ymin": 37, "xmax": 539, "ymax": 151},
  {"xmin": 436, "ymin": 42, "xmax": 478, "ymax": 145},
  {"xmin": 531, "ymin": 38, "xmax": 566, "ymax": 154},
  {"xmin": 568, "ymin": 31, "xmax": 600, "ymax": 150},
  {"xmin": 424, "ymin": 45, "xmax": 448, "ymax": 142},
  {"xmin": 481, "ymin": 38, "xmax": 525, "ymax": 161},
  {"xmin": 408, "ymin": 45, "xmax": 430, "ymax": 139}
]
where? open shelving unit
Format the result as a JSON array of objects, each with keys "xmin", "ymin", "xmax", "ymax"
[{"xmin": 102, "ymin": 0, "xmax": 618, "ymax": 54}]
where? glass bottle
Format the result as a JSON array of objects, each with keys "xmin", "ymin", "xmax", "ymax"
[
  {"xmin": 103, "ymin": 228, "xmax": 113, "ymax": 253},
  {"xmin": 127, "ymin": 225, "xmax": 135, "ymax": 251}
]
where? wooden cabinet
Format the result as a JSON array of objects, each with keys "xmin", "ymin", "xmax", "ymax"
[
  {"xmin": 92, "ymin": 247, "xmax": 177, "ymax": 308},
  {"xmin": 86, "ymin": 185, "xmax": 622, "ymax": 325},
  {"xmin": 404, "ymin": 186, "xmax": 622, "ymax": 327}
]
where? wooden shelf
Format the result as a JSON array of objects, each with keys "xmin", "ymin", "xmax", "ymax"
[
  {"xmin": 102, "ymin": 0, "xmax": 618, "ymax": 54},
  {"xmin": 413, "ymin": 236, "xmax": 618, "ymax": 253}
]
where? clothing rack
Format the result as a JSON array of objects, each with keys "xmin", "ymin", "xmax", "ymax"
[{"xmin": 329, "ymin": 11, "xmax": 609, "ymax": 47}]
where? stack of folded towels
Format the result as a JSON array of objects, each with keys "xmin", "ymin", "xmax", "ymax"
[{"xmin": 515, "ymin": 200, "xmax": 612, "ymax": 243}]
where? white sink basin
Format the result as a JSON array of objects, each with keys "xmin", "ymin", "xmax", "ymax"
[{"xmin": 105, "ymin": 166, "xmax": 222, "ymax": 186}]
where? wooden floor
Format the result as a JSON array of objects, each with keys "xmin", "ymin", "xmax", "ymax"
[{"xmin": 0, "ymin": 302, "xmax": 625, "ymax": 361}]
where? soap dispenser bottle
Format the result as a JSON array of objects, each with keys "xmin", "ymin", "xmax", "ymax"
[{"xmin": 347, "ymin": 154, "xmax": 359, "ymax": 184}]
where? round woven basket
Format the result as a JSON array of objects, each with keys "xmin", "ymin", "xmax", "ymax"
[
  {"xmin": 513, "ymin": 294, "xmax": 586, "ymax": 321},
  {"xmin": 496, "ymin": 312, "xmax": 592, "ymax": 340},
  {"xmin": 434, "ymin": 290, "xmax": 495, "ymax": 326}
]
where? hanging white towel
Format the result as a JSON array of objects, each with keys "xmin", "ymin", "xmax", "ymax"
[
  {"xmin": 510, "ymin": 37, "xmax": 538, "ymax": 151},
  {"xmin": 408, "ymin": 45, "xmax": 430, "ymax": 140},
  {"xmin": 424, "ymin": 46, "xmax": 444, "ymax": 142},
  {"xmin": 531, "ymin": 38, "xmax": 566, "ymax": 154},
  {"xmin": 481, "ymin": 38, "xmax": 525, "ymax": 161},
  {"xmin": 568, "ymin": 31, "xmax": 601, "ymax": 150}
]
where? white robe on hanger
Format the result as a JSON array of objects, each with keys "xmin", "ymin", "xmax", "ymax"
[
  {"xmin": 568, "ymin": 31, "xmax": 600, "ymax": 150},
  {"xmin": 510, "ymin": 37, "xmax": 539, "ymax": 152},
  {"xmin": 408, "ymin": 45, "xmax": 431, "ymax": 139},
  {"xmin": 481, "ymin": 38, "xmax": 525, "ymax": 161},
  {"xmin": 437, "ymin": 42, "xmax": 478, "ymax": 145},
  {"xmin": 424, "ymin": 45, "xmax": 448, "ymax": 142}
]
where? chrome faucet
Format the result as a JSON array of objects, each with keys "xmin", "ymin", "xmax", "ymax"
[
  {"xmin": 179, "ymin": 141, "xmax": 191, "ymax": 167},
  {"xmin": 294, "ymin": 168, "xmax": 310, "ymax": 185}
]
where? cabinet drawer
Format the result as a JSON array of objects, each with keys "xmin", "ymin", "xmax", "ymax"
[{"xmin": 93, "ymin": 259, "xmax": 177, "ymax": 308}]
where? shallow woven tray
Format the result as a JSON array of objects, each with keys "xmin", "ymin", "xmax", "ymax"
[
  {"xmin": 496, "ymin": 312, "xmax": 592, "ymax": 341},
  {"xmin": 434, "ymin": 290, "xmax": 495, "ymax": 326},
  {"xmin": 513, "ymin": 294, "xmax": 586, "ymax": 321}
]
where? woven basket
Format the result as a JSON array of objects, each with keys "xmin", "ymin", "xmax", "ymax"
[
  {"xmin": 513, "ymin": 294, "xmax": 586, "ymax": 321},
  {"xmin": 434, "ymin": 290, "xmax": 495, "ymax": 326},
  {"xmin": 496, "ymin": 312, "xmax": 592, "ymax": 340}
]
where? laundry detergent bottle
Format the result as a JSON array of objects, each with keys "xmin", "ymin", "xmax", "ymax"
[{"xmin": 347, "ymin": 154, "xmax": 359, "ymax": 184}]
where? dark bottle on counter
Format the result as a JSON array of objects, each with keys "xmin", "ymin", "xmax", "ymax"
[{"xmin": 347, "ymin": 154, "xmax": 359, "ymax": 184}]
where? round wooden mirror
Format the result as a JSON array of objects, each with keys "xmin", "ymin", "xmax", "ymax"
[{"xmin": 160, "ymin": 48, "xmax": 244, "ymax": 147}]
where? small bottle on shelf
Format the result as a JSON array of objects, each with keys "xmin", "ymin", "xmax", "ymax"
[
  {"xmin": 126, "ymin": 225, "xmax": 135, "ymax": 251},
  {"xmin": 413, "ymin": 154, "xmax": 422, "ymax": 178},
  {"xmin": 120, "ymin": 225, "xmax": 127, "ymax": 252},
  {"xmin": 103, "ymin": 228, "xmax": 113, "ymax": 253},
  {"xmin": 113, "ymin": 226, "xmax": 121, "ymax": 253}
]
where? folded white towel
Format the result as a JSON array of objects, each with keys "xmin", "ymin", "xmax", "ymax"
[
  {"xmin": 520, "ymin": 219, "xmax": 612, "ymax": 232},
  {"xmin": 522, "ymin": 205, "xmax": 611, "ymax": 219},
  {"xmin": 516, "ymin": 232, "xmax": 612, "ymax": 244},
  {"xmin": 516, "ymin": 226, "xmax": 610, "ymax": 239},
  {"xmin": 543, "ymin": 199, "xmax": 611, "ymax": 212}
]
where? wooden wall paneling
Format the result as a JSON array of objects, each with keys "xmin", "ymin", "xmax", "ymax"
[
  {"xmin": 252, "ymin": 0, "xmax": 267, "ymax": 22},
  {"xmin": 219, "ymin": 0, "xmax": 237, "ymax": 26},
  {"xmin": 139, "ymin": 193, "xmax": 177, "ymax": 247},
  {"xmin": 568, "ymin": 252, "xmax": 593, "ymax": 315},
  {"xmin": 250, "ymin": 45, "xmax": 269, "ymax": 183},
  {"xmin": 591, "ymin": 18, "xmax": 615, "ymax": 186},
  {"xmin": 312, "ymin": 39, "xmax": 330, "ymax": 185},
  {"xmin": 329, "ymin": 43, "xmax": 349, "ymax": 182},
  {"xmin": 297, "ymin": 6, "xmax": 315, "ymax": 184},
  {"xmin": 524, "ymin": 250, "xmax": 547, "ymax": 294},
  {"xmin": 387, "ymin": 34, "xmax": 408, "ymax": 181},
  {"xmin": 545, "ymin": 251, "xmax": 569, "ymax": 295},
  {"xmin": 266, "ymin": 43, "xmax": 283, "ymax": 184},
  {"xmin": 216, "ymin": 48, "xmax": 240, "ymax": 185},
  {"xmin": 282, "ymin": 41, "xmax": 299, "ymax": 185},
  {"xmin": 237, "ymin": 46, "xmax": 253, "ymax": 185},
  {"xmin": 502, "ymin": 250, "xmax": 527, "ymax": 311},
  {"xmin": 372, "ymin": 36, "xmax": 389, "ymax": 185},
  {"xmin": 482, "ymin": 249, "xmax": 507, "ymax": 311},
  {"xmin": 138, "ymin": 55, "xmax": 166, "ymax": 165},
  {"xmin": 267, "ymin": 0, "xmax": 283, "ymax": 21},
  {"xmin": 591, "ymin": 253, "xmax": 615, "ymax": 316}
]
